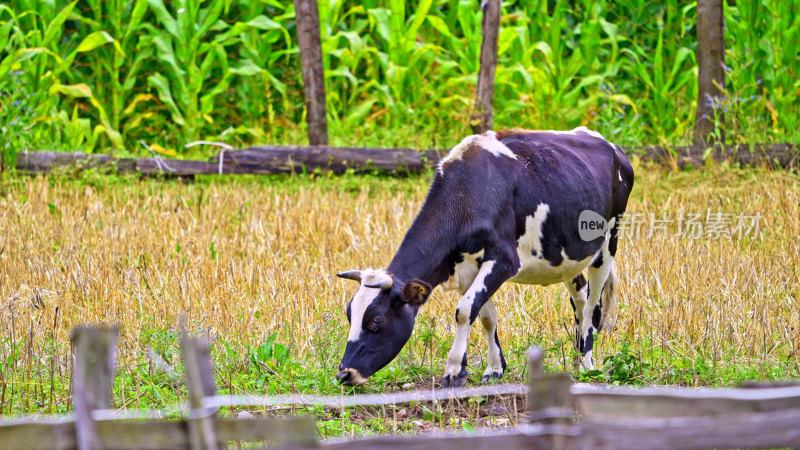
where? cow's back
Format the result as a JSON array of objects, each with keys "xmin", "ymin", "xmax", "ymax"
[{"xmin": 496, "ymin": 128, "xmax": 633, "ymax": 277}]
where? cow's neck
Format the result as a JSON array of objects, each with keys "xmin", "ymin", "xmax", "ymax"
[
  {"xmin": 386, "ymin": 179, "xmax": 459, "ymax": 287},
  {"xmin": 386, "ymin": 237, "xmax": 454, "ymax": 288}
]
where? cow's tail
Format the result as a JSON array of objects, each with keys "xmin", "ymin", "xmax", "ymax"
[{"xmin": 600, "ymin": 261, "xmax": 619, "ymax": 332}]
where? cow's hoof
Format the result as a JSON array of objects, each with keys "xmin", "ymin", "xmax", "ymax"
[
  {"xmin": 441, "ymin": 374, "xmax": 467, "ymax": 388},
  {"xmin": 480, "ymin": 371, "xmax": 503, "ymax": 385}
]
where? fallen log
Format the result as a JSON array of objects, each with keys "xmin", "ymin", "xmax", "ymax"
[
  {"xmin": 12, "ymin": 143, "xmax": 799, "ymax": 176},
  {"xmin": 14, "ymin": 151, "xmax": 115, "ymax": 172},
  {"xmin": 209, "ymin": 143, "xmax": 799, "ymax": 173},
  {"xmin": 207, "ymin": 145, "xmax": 446, "ymax": 174},
  {"xmin": 635, "ymin": 143, "xmax": 799, "ymax": 169}
]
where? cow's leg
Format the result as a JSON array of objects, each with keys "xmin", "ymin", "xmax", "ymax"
[
  {"xmin": 564, "ymin": 274, "xmax": 588, "ymax": 366},
  {"xmin": 581, "ymin": 220, "xmax": 619, "ymax": 370},
  {"xmin": 443, "ymin": 255, "xmax": 514, "ymax": 388},
  {"xmin": 478, "ymin": 299, "xmax": 506, "ymax": 384}
]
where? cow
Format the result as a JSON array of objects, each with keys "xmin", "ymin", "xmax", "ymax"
[{"xmin": 335, "ymin": 127, "xmax": 634, "ymax": 387}]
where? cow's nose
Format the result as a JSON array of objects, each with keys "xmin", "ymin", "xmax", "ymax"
[{"xmin": 336, "ymin": 369, "xmax": 352, "ymax": 385}]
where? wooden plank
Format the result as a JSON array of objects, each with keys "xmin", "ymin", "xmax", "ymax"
[
  {"xmin": 577, "ymin": 408, "xmax": 800, "ymax": 449},
  {"xmin": 70, "ymin": 327, "xmax": 118, "ymax": 450},
  {"xmin": 694, "ymin": 0, "xmax": 726, "ymax": 146},
  {"xmin": 0, "ymin": 417, "xmax": 317, "ymax": 449},
  {"xmin": 527, "ymin": 349, "xmax": 573, "ymax": 420},
  {"xmin": 293, "ymin": 0, "xmax": 328, "ymax": 146},
  {"xmin": 181, "ymin": 336, "xmax": 218, "ymax": 450},
  {"xmin": 98, "ymin": 420, "xmax": 189, "ymax": 449},
  {"xmin": 323, "ymin": 430, "xmax": 553, "ymax": 450},
  {"xmin": 572, "ymin": 383, "xmax": 800, "ymax": 419},
  {"xmin": 205, "ymin": 383, "xmax": 527, "ymax": 409},
  {"xmin": 0, "ymin": 420, "xmax": 75, "ymax": 450},
  {"xmin": 215, "ymin": 417, "xmax": 318, "ymax": 447},
  {"xmin": 470, "ymin": 0, "xmax": 502, "ymax": 134},
  {"xmin": 527, "ymin": 347, "xmax": 574, "ymax": 450},
  {"xmin": 3, "ymin": 410, "xmax": 799, "ymax": 450}
]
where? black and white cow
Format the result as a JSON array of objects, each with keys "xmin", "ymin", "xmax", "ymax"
[{"xmin": 336, "ymin": 127, "xmax": 634, "ymax": 387}]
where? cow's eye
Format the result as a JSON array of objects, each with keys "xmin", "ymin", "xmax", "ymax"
[{"xmin": 368, "ymin": 317, "xmax": 383, "ymax": 332}]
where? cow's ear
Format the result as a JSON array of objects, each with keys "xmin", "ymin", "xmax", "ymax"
[{"xmin": 401, "ymin": 280, "xmax": 432, "ymax": 306}]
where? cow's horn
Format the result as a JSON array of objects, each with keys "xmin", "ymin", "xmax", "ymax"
[
  {"xmin": 364, "ymin": 275, "xmax": 393, "ymax": 290},
  {"xmin": 337, "ymin": 270, "xmax": 363, "ymax": 282}
]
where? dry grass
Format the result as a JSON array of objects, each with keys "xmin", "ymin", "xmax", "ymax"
[{"xmin": 0, "ymin": 163, "xmax": 798, "ymax": 417}]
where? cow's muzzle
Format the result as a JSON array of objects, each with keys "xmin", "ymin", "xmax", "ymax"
[{"xmin": 336, "ymin": 367, "xmax": 368, "ymax": 386}]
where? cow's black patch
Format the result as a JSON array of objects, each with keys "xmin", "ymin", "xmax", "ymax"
[
  {"xmin": 495, "ymin": 330, "xmax": 507, "ymax": 370},
  {"xmin": 569, "ymin": 298, "xmax": 580, "ymax": 324},
  {"xmin": 583, "ymin": 327, "xmax": 595, "ymax": 354},
  {"xmin": 608, "ymin": 229, "xmax": 619, "ymax": 257},
  {"xmin": 469, "ymin": 289, "xmax": 489, "ymax": 323},
  {"xmin": 572, "ymin": 274, "xmax": 587, "ymax": 292},
  {"xmin": 592, "ymin": 304, "xmax": 602, "ymax": 330},
  {"xmin": 591, "ymin": 251, "xmax": 603, "ymax": 268}
]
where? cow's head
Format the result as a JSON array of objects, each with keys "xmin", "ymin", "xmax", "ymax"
[{"xmin": 335, "ymin": 269, "xmax": 432, "ymax": 385}]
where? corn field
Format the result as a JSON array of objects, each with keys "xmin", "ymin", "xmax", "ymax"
[{"xmin": 1, "ymin": 0, "xmax": 799, "ymax": 161}]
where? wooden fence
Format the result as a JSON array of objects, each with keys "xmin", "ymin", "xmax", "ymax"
[{"xmin": 1, "ymin": 326, "xmax": 799, "ymax": 449}]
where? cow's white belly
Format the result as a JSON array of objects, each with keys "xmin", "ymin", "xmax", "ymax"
[
  {"xmin": 507, "ymin": 203, "xmax": 595, "ymax": 286},
  {"xmin": 508, "ymin": 251, "xmax": 593, "ymax": 286},
  {"xmin": 440, "ymin": 204, "xmax": 599, "ymax": 291}
]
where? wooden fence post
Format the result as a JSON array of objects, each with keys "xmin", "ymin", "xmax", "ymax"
[
  {"xmin": 70, "ymin": 326, "xmax": 119, "ymax": 450},
  {"xmin": 527, "ymin": 347, "xmax": 574, "ymax": 449},
  {"xmin": 181, "ymin": 333, "xmax": 219, "ymax": 450},
  {"xmin": 471, "ymin": 0, "xmax": 502, "ymax": 134},
  {"xmin": 694, "ymin": 0, "xmax": 726, "ymax": 148},
  {"xmin": 294, "ymin": 0, "xmax": 329, "ymax": 146}
]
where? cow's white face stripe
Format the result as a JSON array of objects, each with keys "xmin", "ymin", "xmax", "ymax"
[
  {"xmin": 347, "ymin": 269, "xmax": 391, "ymax": 342},
  {"xmin": 439, "ymin": 130, "xmax": 517, "ymax": 174}
]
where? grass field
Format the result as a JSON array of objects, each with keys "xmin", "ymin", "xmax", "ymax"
[{"xmin": 0, "ymin": 163, "xmax": 798, "ymax": 435}]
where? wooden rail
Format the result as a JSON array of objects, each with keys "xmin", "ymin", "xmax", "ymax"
[
  {"xmin": 11, "ymin": 142, "xmax": 799, "ymax": 177},
  {"xmin": 0, "ymin": 326, "xmax": 798, "ymax": 449}
]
